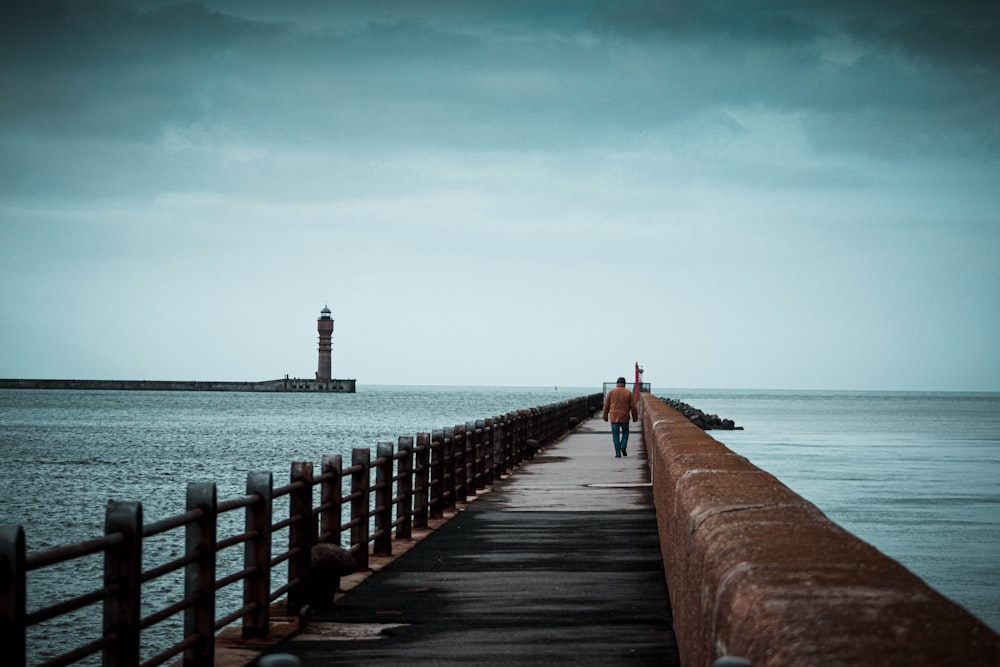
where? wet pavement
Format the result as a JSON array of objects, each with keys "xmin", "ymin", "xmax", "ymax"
[{"xmin": 255, "ymin": 417, "xmax": 680, "ymax": 666}]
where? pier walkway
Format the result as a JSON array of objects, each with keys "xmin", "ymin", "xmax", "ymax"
[{"xmin": 255, "ymin": 417, "xmax": 680, "ymax": 666}]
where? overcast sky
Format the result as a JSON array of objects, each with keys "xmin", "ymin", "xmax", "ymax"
[{"xmin": 1, "ymin": 1, "xmax": 998, "ymax": 391}]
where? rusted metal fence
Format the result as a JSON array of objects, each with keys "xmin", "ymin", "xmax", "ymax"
[{"xmin": 1, "ymin": 393, "xmax": 600, "ymax": 667}]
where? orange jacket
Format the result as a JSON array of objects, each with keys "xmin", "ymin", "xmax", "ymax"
[{"xmin": 603, "ymin": 385, "xmax": 637, "ymax": 423}]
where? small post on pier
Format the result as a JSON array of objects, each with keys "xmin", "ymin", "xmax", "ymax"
[
  {"xmin": 396, "ymin": 437, "xmax": 414, "ymax": 540},
  {"xmin": 515, "ymin": 409, "xmax": 531, "ymax": 464},
  {"xmin": 0, "ymin": 524, "xmax": 26, "ymax": 667},
  {"xmin": 472, "ymin": 419, "xmax": 485, "ymax": 491},
  {"xmin": 413, "ymin": 433, "xmax": 430, "ymax": 529},
  {"xmin": 243, "ymin": 471, "xmax": 272, "ymax": 639},
  {"xmin": 350, "ymin": 449, "xmax": 370, "ymax": 570},
  {"xmin": 104, "ymin": 500, "xmax": 142, "ymax": 667},
  {"xmin": 500, "ymin": 412, "xmax": 515, "ymax": 473},
  {"xmin": 184, "ymin": 482, "xmax": 217, "ymax": 667},
  {"xmin": 429, "ymin": 431, "xmax": 444, "ymax": 519},
  {"xmin": 484, "ymin": 417, "xmax": 496, "ymax": 485},
  {"xmin": 287, "ymin": 462, "xmax": 315, "ymax": 615},
  {"xmin": 373, "ymin": 442, "xmax": 394, "ymax": 557},
  {"xmin": 444, "ymin": 428, "xmax": 457, "ymax": 511},
  {"xmin": 470, "ymin": 420, "xmax": 482, "ymax": 491},
  {"xmin": 320, "ymin": 455, "xmax": 343, "ymax": 545},
  {"xmin": 453, "ymin": 425, "xmax": 468, "ymax": 503}
]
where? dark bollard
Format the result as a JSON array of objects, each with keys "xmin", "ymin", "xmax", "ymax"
[
  {"xmin": 525, "ymin": 439, "xmax": 539, "ymax": 459},
  {"xmin": 305, "ymin": 543, "xmax": 356, "ymax": 611}
]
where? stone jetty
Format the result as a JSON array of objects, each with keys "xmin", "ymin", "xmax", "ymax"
[{"xmin": 657, "ymin": 396, "xmax": 743, "ymax": 430}]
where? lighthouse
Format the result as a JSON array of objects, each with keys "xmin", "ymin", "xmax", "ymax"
[{"xmin": 317, "ymin": 306, "xmax": 334, "ymax": 382}]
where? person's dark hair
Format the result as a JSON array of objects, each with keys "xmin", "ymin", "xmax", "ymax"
[{"xmin": 616, "ymin": 377, "xmax": 627, "ymax": 384}]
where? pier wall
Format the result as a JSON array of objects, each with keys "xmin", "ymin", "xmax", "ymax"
[{"xmin": 640, "ymin": 394, "xmax": 1000, "ymax": 667}]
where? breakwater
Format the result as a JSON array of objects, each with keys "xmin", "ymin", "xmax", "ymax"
[
  {"xmin": 658, "ymin": 396, "xmax": 742, "ymax": 430},
  {"xmin": 640, "ymin": 393, "xmax": 1000, "ymax": 666},
  {"xmin": 0, "ymin": 377, "xmax": 356, "ymax": 392}
]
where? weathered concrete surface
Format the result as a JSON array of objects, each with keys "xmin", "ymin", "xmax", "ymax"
[
  {"xmin": 642, "ymin": 394, "xmax": 1000, "ymax": 667},
  {"xmin": 254, "ymin": 418, "xmax": 679, "ymax": 666}
]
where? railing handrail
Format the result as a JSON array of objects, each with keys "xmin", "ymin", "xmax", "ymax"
[{"xmin": 0, "ymin": 393, "xmax": 603, "ymax": 667}]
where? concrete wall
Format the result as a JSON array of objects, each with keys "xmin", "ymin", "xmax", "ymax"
[{"xmin": 641, "ymin": 394, "xmax": 1000, "ymax": 667}]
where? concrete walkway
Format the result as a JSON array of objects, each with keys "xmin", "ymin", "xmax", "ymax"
[{"xmin": 257, "ymin": 417, "xmax": 680, "ymax": 666}]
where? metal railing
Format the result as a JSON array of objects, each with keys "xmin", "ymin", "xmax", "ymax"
[{"xmin": 1, "ymin": 393, "xmax": 601, "ymax": 667}]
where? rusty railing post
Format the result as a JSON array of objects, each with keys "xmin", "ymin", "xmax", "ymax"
[
  {"xmin": 468, "ymin": 420, "xmax": 481, "ymax": 493},
  {"xmin": 484, "ymin": 417, "xmax": 496, "ymax": 486},
  {"xmin": 454, "ymin": 424, "xmax": 468, "ymax": 503},
  {"xmin": 350, "ymin": 448, "xmax": 370, "ymax": 570},
  {"xmin": 467, "ymin": 420, "xmax": 480, "ymax": 493},
  {"xmin": 184, "ymin": 482, "xmax": 217, "ymax": 667},
  {"xmin": 413, "ymin": 433, "xmax": 430, "ymax": 530},
  {"xmin": 396, "ymin": 436, "xmax": 414, "ymax": 540},
  {"xmin": 443, "ymin": 428, "xmax": 457, "ymax": 511},
  {"xmin": 243, "ymin": 471, "xmax": 272, "ymax": 640},
  {"xmin": 501, "ymin": 413, "xmax": 512, "ymax": 473},
  {"xmin": 104, "ymin": 500, "xmax": 142, "ymax": 667},
  {"xmin": 515, "ymin": 409, "xmax": 530, "ymax": 465},
  {"xmin": 501, "ymin": 412, "xmax": 514, "ymax": 474},
  {"xmin": 373, "ymin": 442, "xmax": 394, "ymax": 557},
  {"xmin": 494, "ymin": 414, "xmax": 506, "ymax": 476},
  {"xmin": 287, "ymin": 462, "xmax": 314, "ymax": 615},
  {"xmin": 429, "ymin": 430, "xmax": 444, "ymax": 519},
  {"xmin": 321, "ymin": 454, "xmax": 343, "ymax": 546},
  {"xmin": 1, "ymin": 524, "xmax": 26, "ymax": 667},
  {"xmin": 474, "ymin": 419, "xmax": 486, "ymax": 490}
]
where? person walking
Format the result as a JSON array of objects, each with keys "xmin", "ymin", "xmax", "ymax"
[{"xmin": 603, "ymin": 376, "xmax": 638, "ymax": 458}]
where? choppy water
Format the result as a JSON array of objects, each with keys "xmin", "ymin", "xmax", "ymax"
[{"xmin": 1, "ymin": 386, "xmax": 998, "ymax": 664}]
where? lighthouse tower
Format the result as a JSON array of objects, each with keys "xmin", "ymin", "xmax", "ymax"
[{"xmin": 316, "ymin": 306, "xmax": 334, "ymax": 382}]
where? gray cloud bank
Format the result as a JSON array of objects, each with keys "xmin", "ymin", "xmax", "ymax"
[{"xmin": 2, "ymin": 0, "xmax": 998, "ymax": 199}]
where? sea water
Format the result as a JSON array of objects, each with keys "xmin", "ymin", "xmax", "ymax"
[
  {"xmin": 671, "ymin": 389, "xmax": 1000, "ymax": 636},
  {"xmin": 1, "ymin": 386, "xmax": 998, "ymax": 663}
]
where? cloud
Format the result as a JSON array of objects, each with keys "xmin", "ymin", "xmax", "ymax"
[
  {"xmin": 1, "ymin": 1, "xmax": 999, "ymax": 389},
  {"xmin": 3, "ymin": 1, "xmax": 997, "ymax": 160},
  {"xmin": 846, "ymin": 4, "xmax": 1000, "ymax": 70}
]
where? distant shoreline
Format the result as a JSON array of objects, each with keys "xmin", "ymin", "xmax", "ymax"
[{"xmin": 0, "ymin": 378, "xmax": 357, "ymax": 393}]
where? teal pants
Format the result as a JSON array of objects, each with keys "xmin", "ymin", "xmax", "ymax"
[{"xmin": 611, "ymin": 421, "xmax": 629, "ymax": 456}]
